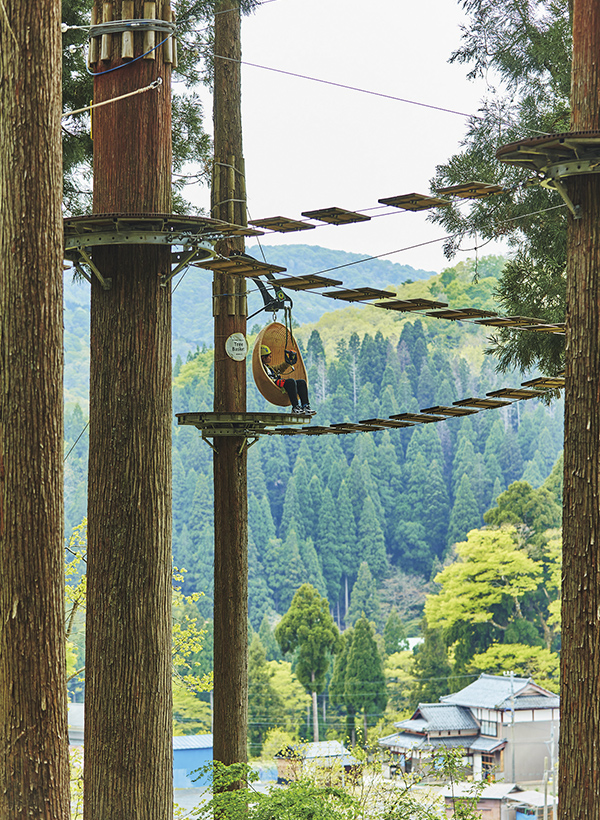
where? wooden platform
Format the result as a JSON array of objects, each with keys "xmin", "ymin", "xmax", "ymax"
[{"xmin": 176, "ymin": 411, "xmax": 312, "ymax": 438}]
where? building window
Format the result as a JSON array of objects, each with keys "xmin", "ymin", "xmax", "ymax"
[
  {"xmin": 480, "ymin": 720, "xmax": 497, "ymax": 737},
  {"xmin": 482, "ymin": 753, "xmax": 495, "ymax": 779}
]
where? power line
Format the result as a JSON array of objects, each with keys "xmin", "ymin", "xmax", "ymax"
[{"xmin": 213, "ymin": 53, "xmax": 479, "ymax": 119}]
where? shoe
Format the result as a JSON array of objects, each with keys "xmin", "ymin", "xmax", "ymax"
[
  {"xmin": 291, "ymin": 405, "xmax": 303, "ymax": 414},
  {"xmin": 302, "ymin": 405, "xmax": 317, "ymax": 415}
]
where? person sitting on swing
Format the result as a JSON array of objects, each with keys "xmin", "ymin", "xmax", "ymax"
[{"xmin": 260, "ymin": 345, "xmax": 316, "ymax": 415}]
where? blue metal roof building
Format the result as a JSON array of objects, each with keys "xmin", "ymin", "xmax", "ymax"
[{"xmin": 173, "ymin": 734, "xmax": 213, "ymax": 788}]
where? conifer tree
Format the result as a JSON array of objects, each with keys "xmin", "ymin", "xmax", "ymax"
[
  {"xmin": 384, "ymin": 608, "xmax": 409, "ymax": 656},
  {"xmin": 451, "ymin": 437, "xmax": 478, "ymax": 498},
  {"xmin": 248, "ymin": 535, "xmax": 275, "ymax": 629},
  {"xmin": 416, "ymin": 360, "xmax": 438, "ymax": 409},
  {"xmin": 410, "ymin": 623, "xmax": 452, "ymax": 708},
  {"xmin": 275, "ymin": 584, "xmax": 340, "ymax": 742},
  {"xmin": 280, "ymin": 477, "xmax": 305, "ymax": 541},
  {"xmin": 305, "ymin": 473, "xmax": 325, "ymax": 539},
  {"xmin": 317, "ymin": 487, "xmax": 344, "ymax": 603},
  {"xmin": 298, "ymin": 536, "xmax": 327, "ymax": 598},
  {"xmin": 337, "ymin": 479, "xmax": 358, "ymax": 610},
  {"xmin": 265, "ymin": 531, "xmax": 306, "ymax": 613},
  {"xmin": 499, "ymin": 429, "xmax": 525, "ymax": 486},
  {"xmin": 357, "ymin": 497, "xmax": 388, "ymax": 580},
  {"xmin": 329, "ymin": 629, "xmax": 357, "ymax": 746},
  {"xmin": 394, "ymin": 520, "xmax": 432, "ymax": 575},
  {"xmin": 395, "ymin": 371, "xmax": 419, "ymax": 414},
  {"xmin": 447, "ymin": 474, "xmax": 481, "ymax": 548},
  {"xmin": 258, "ymin": 615, "xmax": 283, "ymax": 662},
  {"xmin": 345, "ymin": 617, "xmax": 387, "ymax": 741},
  {"xmin": 347, "ymin": 562, "xmax": 382, "ymax": 628}
]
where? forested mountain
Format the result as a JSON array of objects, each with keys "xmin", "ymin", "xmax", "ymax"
[
  {"xmin": 64, "ymin": 250, "xmax": 564, "ymax": 636},
  {"xmin": 63, "ymin": 243, "xmax": 435, "ymax": 400}
]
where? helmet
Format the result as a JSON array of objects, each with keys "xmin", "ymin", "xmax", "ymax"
[{"xmin": 260, "ymin": 345, "xmax": 271, "ymax": 357}]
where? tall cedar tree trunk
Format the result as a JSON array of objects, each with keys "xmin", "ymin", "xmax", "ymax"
[
  {"xmin": 0, "ymin": 0, "xmax": 71, "ymax": 816},
  {"xmin": 212, "ymin": 0, "xmax": 249, "ymax": 774},
  {"xmin": 561, "ymin": 2, "xmax": 600, "ymax": 818},
  {"xmin": 84, "ymin": 2, "xmax": 173, "ymax": 817}
]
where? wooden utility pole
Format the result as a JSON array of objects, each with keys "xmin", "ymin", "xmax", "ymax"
[
  {"xmin": 560, "ymin": 2, "xmax": 600, "ymax": 818},
  {"xmin": 211, "ymin": 0, "xmax": 249, "ymax": 773},
  {"xmin": 84, "ymin": 2, "xmax": 173, "ymax": 817},
  {"xmin": 0, "ymin": 0, "xmax": 70, "ymax": 816}
]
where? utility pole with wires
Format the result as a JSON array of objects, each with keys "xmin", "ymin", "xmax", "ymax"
[
  {"xmin": 211, "ymin": 0, "xmax": 250, "ymax": 776},
  {"xmin": 84, "ymin": 1, "xmax": 174, "ymax": 816}
]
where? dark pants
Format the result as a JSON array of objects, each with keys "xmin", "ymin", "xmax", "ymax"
[{"xmin": 284, "ymin": 378, "xmax": 309, "ymax": 407}]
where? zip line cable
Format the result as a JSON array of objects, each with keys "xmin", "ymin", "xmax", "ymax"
[
  {"xmin": 64, "ymin": 421, "xmax": 89, "ymax": 462},
  {"xmin": 213, "ymin": 52, "xmax": 478, "ymax": 119},
  {"xmin": 237, "ymin": 202, "xmax": 565, "ymax": 308}
]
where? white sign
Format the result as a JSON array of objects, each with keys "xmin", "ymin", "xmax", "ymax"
[{"xmin": 225, "ymin": 332, "xmax": 248, "ymax": 362}]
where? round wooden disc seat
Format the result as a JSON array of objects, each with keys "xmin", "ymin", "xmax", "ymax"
[{"xmin": 252, "ymin": 322, "xmax": 308, "ymax": 407}]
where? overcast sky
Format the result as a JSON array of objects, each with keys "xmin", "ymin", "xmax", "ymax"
[{"xmin": 189, "ymin": 0, "xmax": 509, "ymax": 273}]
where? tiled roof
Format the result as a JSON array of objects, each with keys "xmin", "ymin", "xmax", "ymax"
[
  {"xmin": 173, "ymin": 733, "xmax": 213, "ymax": 750},
  {"xmin": 513, "ymin": 694, "xmax": 560, "ymax": 710},
  {"xmin": 396, "ymin": 703, "xmax": 478, "ymax": 733},
  {"xmin": 302, "ymin": 741, "xmax": 351, "ymax": 759},
  {"xmin": 378, "ymin": 732, "xmax": 426, "ymax": 752},
  {"xmin": 380, "ymin": 732, "xmax": 499, "ymax": 753},
  {"xmin": 442, "ymin": 783, "xmax": 521, "ymax": 800},
  {"xmin": 441, "ymin": 674, "xmax": 559, "ymax": 710},
  {"xmin": 469, "ymin": 736, "xmax": 507, "ymax": 752}
]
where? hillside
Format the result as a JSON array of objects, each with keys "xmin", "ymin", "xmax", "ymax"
[
  {"xmin": 63, "ymin": 243, "xmax": 437, "ymax": 410},
  {"xmin": 64, "ymin": 251, "xmax": 564, "ymax": 642}
]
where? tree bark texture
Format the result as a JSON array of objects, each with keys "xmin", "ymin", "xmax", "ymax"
[
  {"xmin": 211, "ymin": 0, "xmax": 249, "ymax": 772},
  {"xmin": 85, "ymin": 3, "xmax": 173, "ymax": 817},
  {"xmin": 0, "ymin": 0, "xmax": 70, "ymax": 817},
  {"xmin": 560, "ymin": 2, "xmax": 600, "ymax": 818}
]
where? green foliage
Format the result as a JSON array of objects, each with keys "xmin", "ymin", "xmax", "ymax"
[
  {"xmin": 466, "ymin": 643, "xmax": 559, "ymax": 693},
  {"xmin": 60, "ymin": 0, "xmax": 265, "ymax": 213},
  {"xmin": 63, "ymin": 253, "xmax": 566, "ymax": 728},
  {"xmin": 344, "ymin": 618, "xmax": 387, "ymax": 739},
  {"xmin": 329, "ymin": 629, "xmax": 357, "ymax": 745},
  {"xmin": 172, "ymin": 567, "xmax": 213, "ymax": 693},
  {"xmin": 188, "ymin": 748, "xmax": 484, "ymax": 820},
  {"xmin": 275, "ymin": 585, "xmax": 341, "ymax": 696},
  {"xmin": 261, "ymin": 727, "xmax": 298, "ymax": 761},
  {"xmin": 248, "ymin": 635, "xmax": 286, "ymax": 757},
  {"xmin": 347, "ymin": 563, "xmax": 381, "ymax": 628},
  {"xmin": 423, "ymin": 512, "xmax": 562, "ymax": 684},
  {"xmin": 383, "ymin": 651, "xmax": 416, "ymax": 715},
  {"xmin": 383, "ymin": 608, "xmax": 408, "ymax": 656},
  {"xmin": 172, "ymin": 677, "xmax": 212, "ymax": 735},
  {"xmin": 426, "ymin": 528, "xmax": 542, "ymax": 632},
  {"xmin": 428, "ymin": 0, "xmax": 571, "ymax": 375},
  {"xmin": 65, "ymin": 520, "xmax": 87, "ymax": 692},
  {"xmin": 265, "ymin": 661, "xmax": 311, "ymax": 737},
  {"xmin": 64, "ymin": 523, "xmax": 212, "ymax": 712},
  {"xmin": 484, "ymin": 480, "xmax": 561, "ymax": 537},
  {"xmin": 192, "ymin": 761, "xmax": 358, "ymax": 820},
  {"xmin": 410, "ymin": 624, "xmax": 452, "ymax": 708}
]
